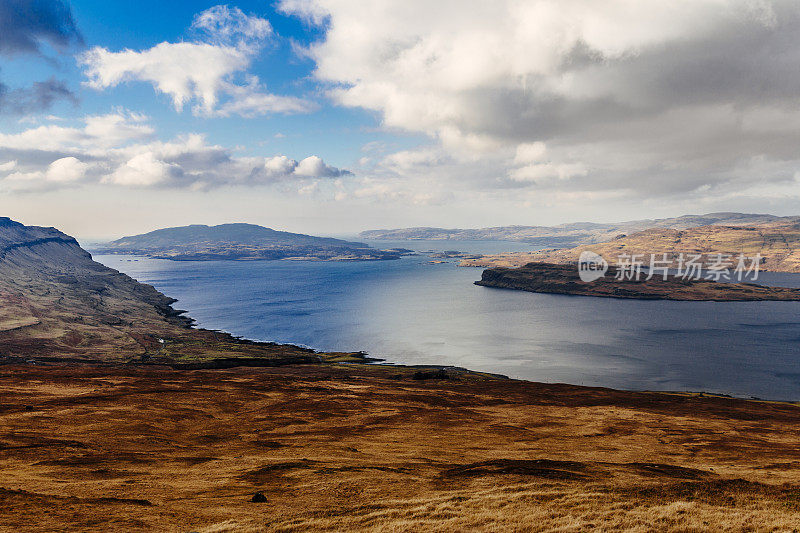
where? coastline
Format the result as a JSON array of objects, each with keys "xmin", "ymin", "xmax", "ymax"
[{"xmin": 91, "ymin": 252, "xmax": 800, "ymax": 401}]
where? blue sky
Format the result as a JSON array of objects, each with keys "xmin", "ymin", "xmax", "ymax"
[
  {"xmin": 0, "ymin": 1, "xmax": 421, "ymax": 165},
  {"xmin": 1, "ymin": 1, "xmax": 800, "ymax": 239}
]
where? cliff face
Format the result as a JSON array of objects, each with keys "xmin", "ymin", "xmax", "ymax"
[
  {"xmin": 0, "ymin": 218, "xmax": 196, "ymax": 360},
  {"xmin": 0, "ymin": 218, "xmax": 323, "ymax": 364}
]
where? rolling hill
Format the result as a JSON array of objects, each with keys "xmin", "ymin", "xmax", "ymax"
[{"xmin": 94, "ymin": 223, "xmax": 408, "ymax": 261}]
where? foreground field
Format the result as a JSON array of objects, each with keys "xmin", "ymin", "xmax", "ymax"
[{"xmin": 2, "ymin": 363, "xmax": 800, "ymax": 532}]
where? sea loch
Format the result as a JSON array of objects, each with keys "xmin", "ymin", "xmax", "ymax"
[{"xmin": 94, "ymin": 239, "xmax": 800, "ymax": 400}]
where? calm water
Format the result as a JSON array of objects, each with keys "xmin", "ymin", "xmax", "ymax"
[{"xmin": 94, "ymin": 239, "xmax": 800, "ymax": 400}]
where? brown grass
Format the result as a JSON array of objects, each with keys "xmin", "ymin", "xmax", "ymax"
[{"xmin": 2, "ymin": 363, "xmax": 800, "ymax": 531}]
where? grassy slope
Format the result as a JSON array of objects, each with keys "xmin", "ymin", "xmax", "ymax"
[{"xmin": 2, "ymin": 363, "xmax": 800, "ymax": 531}]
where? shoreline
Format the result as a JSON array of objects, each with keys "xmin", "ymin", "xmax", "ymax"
[
  {"xmin": 7, "ymin": 346, "xmax": 800, "ymax": 403},
  {"xmin": 86, "ymin": 254, "xmax": 794, "ymax": 401}
]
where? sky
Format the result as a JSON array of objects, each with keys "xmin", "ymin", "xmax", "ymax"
[{"xmin": 1, "ymin": 0, "xmax": 800, "ymax": 240}]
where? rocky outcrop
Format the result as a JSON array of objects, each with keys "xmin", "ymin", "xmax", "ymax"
[{"xmin": 476, "ymin": 262, "xmax": 800, "ymax": 301}]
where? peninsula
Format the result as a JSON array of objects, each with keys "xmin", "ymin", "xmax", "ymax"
[{"xmin": 476, "ymin": 262, "xmax": 800, "ymax": 301}]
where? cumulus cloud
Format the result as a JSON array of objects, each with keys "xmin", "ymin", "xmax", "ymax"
[
  {"xmin": 45, "ymin": 156, "xmax": 90, "ymax": 182},
  {"xmin": 294, "ymin": 155, "xmax": 349, "ymax": 177},
  {"xmin": 80, "ymin": 5, "xmax": 313, "ymax": 117},
  {"xmin": 281, "ymin": 0, "xmax": 800, "ymax": 200},
  {"xmin": 0, "ymin": 113, "xmax": 350, "ymax": 191}
]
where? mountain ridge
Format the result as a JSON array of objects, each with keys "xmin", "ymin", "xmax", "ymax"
[
  {"xmin": 361, "ymin": 212, "xmax": 800, "ymax": 247},
  {"xmin": 461, "ymin": 221, "xmax": 800, "ymax": 273}
]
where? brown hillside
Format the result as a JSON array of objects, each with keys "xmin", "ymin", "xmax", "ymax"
[{"xmin": 462, "ymin": 222, "xmax": 800, "ymax": 273}]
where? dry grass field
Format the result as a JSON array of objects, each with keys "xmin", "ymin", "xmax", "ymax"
[{"xmin": 2, "ymin": 362, "xmax": 800, "ymax": 532}]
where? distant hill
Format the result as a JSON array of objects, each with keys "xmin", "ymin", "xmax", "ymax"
[
  {"xmin": 94, "ymin": 223, "xmax": 408, "ymax": 261},
  {"xmin": 461, "ymin": 221, "xmax": 800, "ymax": 273},
  {"xmin": 361, "ymin": 212, "xmax": 799, "ymax": 247}
]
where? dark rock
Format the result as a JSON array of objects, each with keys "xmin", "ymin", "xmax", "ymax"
[
  {"xmin": 251, "ymin": 492, "xmax": 267, "ymax": 503},
  {"xmin": 412, "ymin": 369, "xmax": 449, "ymax": 380}
]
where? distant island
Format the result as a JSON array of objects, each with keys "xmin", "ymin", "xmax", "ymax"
[
  {"xmin": 361, "ymin": 212, "xmax": 799, "ymax": 247},
  {"xmin": 92, "ymin": 223, "xmax": 412, "ymax": 261},
  {"xmin": 477, "ymin": 262, "xmax": 800, "ymax": 301},
  {"xmin": 462, "ymin": 221, "xmax": 800, "ymax": 273}
]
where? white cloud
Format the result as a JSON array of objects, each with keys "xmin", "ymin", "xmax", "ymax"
[
  {"xmin": 81, "ymin": 42, "xmax": 251, "ymax": 114},
  {"xmin": 46, "ymin": 157, "xmax": 91, "ymax": 183},
  {"xmin": 509, "ymin": 162, "xmax": 588, "ymax": 183},
  {"xmin": 0, "ymin": 110, "xmax": 153, "ymax": 151},
  {"xmin": 214, "ymin": 77, "xmax": 315, "ymax": 117},
  {"xmin": 281, "ymin": 0, "xmax": 800, "ymax": 200},
  {"xmin": 106, "ymin": 152, "xmax": 182, "ymax": 187},
  {"xmin": 383, "ymin": 147, "xmax": 448, "ymax": 170},
  {"xmin": 80, "ymin": 5, "xmax": 313, "ymax": 118},
  {"xmin": 294, "ymin": 155, "xmax": 348, "ymax": 177},
  {"xmin": 0, "ymin": 113, "xmax": 350, "ymax": 192},
  {"xmin": 190, "ymin": 4, "xmax": 272, "ymax": 47},
  {"xmin": 514, "ymin": 142, "xmax": 547, "ymax": 165},
  {"xmin": 264, "ymin": 155, "xmax": 298, "ymax": 175}
]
